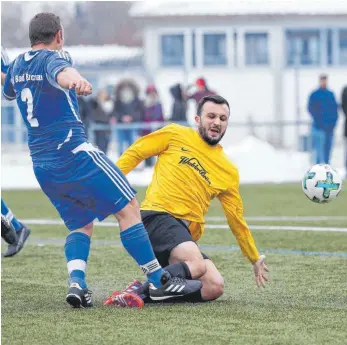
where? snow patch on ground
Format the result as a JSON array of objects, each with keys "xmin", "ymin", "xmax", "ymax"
[{"xmin": 2, "ymin": 136, "xmax": 344, "ymax": 190}]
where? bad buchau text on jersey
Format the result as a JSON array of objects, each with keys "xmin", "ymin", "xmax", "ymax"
[{"xmin": 13, "ymin": 74, "xmax": 43, "ymax": 83}]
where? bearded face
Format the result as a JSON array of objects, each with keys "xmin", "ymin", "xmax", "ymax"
[{"xmin": 196, "ymin": 101, "xmax": 229, "ymax": 146}]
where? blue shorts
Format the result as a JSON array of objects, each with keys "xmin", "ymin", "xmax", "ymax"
[{"xmin": 33, "ymin": 143, "xmax": 136, "ymax": 231}]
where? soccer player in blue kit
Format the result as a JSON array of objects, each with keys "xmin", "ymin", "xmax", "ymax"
[
  {"xmin": 3, "ymin": 13, "xmax": 201, "ymax": 308},
  {"xmin": 1, "ymin": 46, "xmax": 31, "ymax": 257}
]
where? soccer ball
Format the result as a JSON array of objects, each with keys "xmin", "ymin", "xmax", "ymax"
[{"xmin": 302, "ymin": 164, "xmax": 342, "ymax": 203}]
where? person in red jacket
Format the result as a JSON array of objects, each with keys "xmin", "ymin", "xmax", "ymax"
[{"xmin": 186, "ymin": 77, "xmax": 216, "ymax": 108}]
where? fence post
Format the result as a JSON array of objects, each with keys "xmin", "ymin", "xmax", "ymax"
[{"xmin": 247, "ymin": 115, "xmax": 256, "ymax": 137}]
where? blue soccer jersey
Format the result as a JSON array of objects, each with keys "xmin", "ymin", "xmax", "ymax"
[
  {"xmin": 2, "ymin": 48, "xmax": 135, "ymax": 231},
  {"xmin": 1, "ymin": 46, "xmax": 10, "ymax": 74},
  {"xmin": 3, "ymin": 49, "xmax": 87, "ymax": 163}
]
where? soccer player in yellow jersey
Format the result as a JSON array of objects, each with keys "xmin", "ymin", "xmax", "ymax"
[{"xmin": 106, "ymin": 95, "xmax": 269, "ymax": 307}]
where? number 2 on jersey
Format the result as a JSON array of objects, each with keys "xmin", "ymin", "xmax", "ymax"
[{"xmin": 21, "ymin": 88, "xmax": 39, "ymax": 127}]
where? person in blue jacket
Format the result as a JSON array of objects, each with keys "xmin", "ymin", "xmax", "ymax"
[{"xmin": 308, "ymin": 75, "xmax": 338, "ymax": 164}]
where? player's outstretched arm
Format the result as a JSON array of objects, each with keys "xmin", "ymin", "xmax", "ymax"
[
  {"xmin": 56, "ymin": 67, "xmax": 92, "ymax": 96},
  {"xmin": 1, "ymin": 72, "xmax": 6, "ymax": 85},
  {"xmin": 116, "ymin": 124, "xmax": 174, "ymax": 175},
  {"xmin": 217, "ymin": 173, "xmax": 269, "ymax": 288}
]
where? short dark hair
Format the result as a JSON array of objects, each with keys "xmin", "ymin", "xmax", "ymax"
[
  {"xmin": 320, "ymin": 74, "xmax": 328, "ymax": 80},
  {"xmin": 29, "ymin": 13, "xmax": 62, "ymax": 46},
  {"xmin": 197, "ymin": 95, "xmax": 230, "ymax": 116}
]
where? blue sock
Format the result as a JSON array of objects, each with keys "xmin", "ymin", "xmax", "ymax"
[
  {"xmin": 64, "ymin": 232, "xmax": 90, "ymax": 289},
  {"xmin": 120, "ymin": 223, "xmax": 165, "ymax": 288},
  {"xmin": 1, "ymin": 199, "xmax": 22, "ymax": 231}
]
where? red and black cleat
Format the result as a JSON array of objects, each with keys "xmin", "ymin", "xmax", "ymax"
[{"xmin": 104, "ymin": 280, "xmax": 144, "ymax": 308}]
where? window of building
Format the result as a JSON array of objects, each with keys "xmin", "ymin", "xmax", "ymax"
[
  {"xmin": 339, "ymin": 29, "xmax": 347, "ymax": 64},
  {"xmin": 245, "ymin": 33, "xmax": 269, "ymax": 65},
  {"xmin": 160, "ymin": 34, "xmax": 184, "ymax": 67},
  {"xmin": 286, "ymin": 30, "xmax": 320, "ymax": 66},
  {"xmin": 203, "ymin": 33, "xmax": 227, "ymax": 66}
]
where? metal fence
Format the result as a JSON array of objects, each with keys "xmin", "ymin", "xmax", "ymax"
[{"xmin": 1, "ymin": 100, "xmax": 343, "ymax": 156}]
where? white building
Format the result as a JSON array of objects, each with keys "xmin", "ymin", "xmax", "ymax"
[
  {"xmin": 3, "ymin": 1, "xmax": 347, "ymax": 151},
  {"xmin": 130, "ymin": 0, "xmax": 347, "ymax": 148}
]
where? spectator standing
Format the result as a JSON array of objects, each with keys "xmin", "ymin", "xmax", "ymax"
[
  {"xmin": 307, "ymin": 75, "xmax": 338, "ymax": 164},
  {"xmin": 113, "ymin": 80, "xmax": 145, "ymax": 156},
  {"xmin": 187, "ymin": 77, "xmax": 216, "ymax": 108},
  {"xmin": 143, "ymin": 84, "xmax": 164, "ymax": 167},
  {"xmin": 170, "ymin": 83, "xmax": 187, "ymax": 123},
  {"xmin": 77, "ymin": 96, "xmax": 91, "ymax": 135},
  {"xmin": 89, "ymin": 89, "xmax": 113, "ymax": 154}
]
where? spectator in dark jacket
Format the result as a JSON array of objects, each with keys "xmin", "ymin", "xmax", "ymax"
[
  {"xmin": 170, "ymin": 83, "xmax": 187, "ymax": 122},
  {"xmin": 143, "ymin": 84, "xmax": 164, "ymax": 134},
  {"xmin": 112, "ymin": 79, "xmax": 145, "ymax": 156},
  {"xmin": 308, "ymin": 75, "xmax": 338, "ymax": 164},
  {"xmin": 78, "ymin": 96, "xmax": 91, "ymax": 135},
  {"xmin": 187, "ymin": 77, "xmax": 216, "ymax": 109},
  {"xmin": 89, "ymin": 89, "xmax": 113, "ymax": 154},
  {"xmin": 143, "ymin": 84, "xmax": 164, "ymax": 167},
  {"xmin": 342, "ymin": 85, "xmax": 347, "ymax": 175}
]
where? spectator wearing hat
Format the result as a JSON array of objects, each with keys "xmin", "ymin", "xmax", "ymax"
[
  {"xmin": 143, "ymin": 84, "xmax": 164, "ymax": 167},
  {"xmin": 112, "ymin": 79, "xmax": 145, "ymax": 157},
  {"xmin": 187, "ymin": 77, "xmax": 216, "ymax": 108},
  {"xmin": 308, "ymin": 74, "xmax": 338, "ymax": 164},
  {"xmin": 170, "ymin": 83, "xmax": 187, "ymax": 123}
]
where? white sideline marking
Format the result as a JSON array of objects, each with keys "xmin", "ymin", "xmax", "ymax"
[
  {"xmin": 205, "ymin": 225, "xmax": 347, "ymax": 232},
  {"xmin": 21, "ymin": 219, "xmax": 347, "ymax": 233},
  {"xmin": 207, "ymin": 216, "xmax": 347, "ymax": 222}
]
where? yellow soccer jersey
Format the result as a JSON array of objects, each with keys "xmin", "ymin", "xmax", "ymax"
[{"xmin": 116, "ymin": 123, "xmax": 260, "ymax": 263}]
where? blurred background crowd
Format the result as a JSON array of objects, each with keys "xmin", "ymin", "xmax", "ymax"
[{"xmin": 78, "ymin": 76, "xmax": 216, "ymax": 162}]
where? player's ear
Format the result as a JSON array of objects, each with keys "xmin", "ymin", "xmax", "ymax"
[
  {"xmin": 57, "ymin": 29, "xmax": 63, "ymax": 44},
  {"xmin": 194, "ymin": 115, "xmax": 200, "ymax": 126}
]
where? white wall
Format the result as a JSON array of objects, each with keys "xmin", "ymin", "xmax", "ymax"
[{"xmin": 141, "ymin": 18, "xmax": 347, "ymax": 150}]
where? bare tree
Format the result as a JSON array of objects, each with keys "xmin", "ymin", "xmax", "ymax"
[
  {"xmin": 65, "ymin": 2, "xmax": 142, "ymax": 46},
  {"xmin": 1, "ymin": 2, "xmax": 26, "ymax": 47},
  {"xmin": 1, "ymin": 1, "xmax": 139, "ymax": 48}
]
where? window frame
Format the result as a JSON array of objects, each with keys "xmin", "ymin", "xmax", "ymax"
[
  {"xmin": 202, "ymin": 32, "xmax": 228, "ymax": 66},
  {"xmin": 160, "ymin": 33, "xmax": 185, "ymax": 67},
  {"xmin": 338, "ymin": 28, "xmax": 347, "ymax": 65},
  {"xmin": 195, "ymin": 28, "xmax": 233, "ymax": 69},
  {"xmin": 285, "ymin": 28, "xmax": 322, "ymax": 67},
  {"xmin": 156, "ymin": 28, "xmax": 193, "ymax": 70},
  {"xmin": 244, "ymin": 32, "xmax": 270, "ymax": 66}
]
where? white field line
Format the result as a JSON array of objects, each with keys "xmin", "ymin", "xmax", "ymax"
[
  {"xmin": 207, "ymin": 216, "xmax": 347, "ymax": 222},
  {"xmin": 21, "ymin": 219, "xmax": 347, "ymax": 233},
  {"xmin": 205, "ymin": 225, "xmax": 347, "ymax": 232}
]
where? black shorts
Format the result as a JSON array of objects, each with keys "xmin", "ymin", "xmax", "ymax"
[{"xmin": 141, "ymin": 210, "xmax": 209, "ymax": 267}]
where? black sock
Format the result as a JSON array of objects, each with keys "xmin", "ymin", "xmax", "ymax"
[
  {"xmin": 180, "ymin": 288, "xmax": 205, "ymax": 303},
  {"xmin": 164, "ymin": 262, "xmax": 192, "ymax": 279}
]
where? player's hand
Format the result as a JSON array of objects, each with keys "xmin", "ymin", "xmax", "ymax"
[
  {"xmin": 252, "ymin": 255, "xmax": 269, "ymax": 288},
  {"xmin": 69, "ymin": 78, "xmax": 92, "ymax": 96}
]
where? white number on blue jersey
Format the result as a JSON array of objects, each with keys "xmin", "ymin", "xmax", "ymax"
[{"xmin": 21, "ymin": 88, "xmax": 39, "ymax": 127}]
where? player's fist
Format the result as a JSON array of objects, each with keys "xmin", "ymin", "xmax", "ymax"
[
  {"xmin": 69, "ymin": 78, "xmax": 92, "ymax": 96},
  {"xmin": 252, "ymin": 255, "xmax": 269, "ymax": 288}
]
